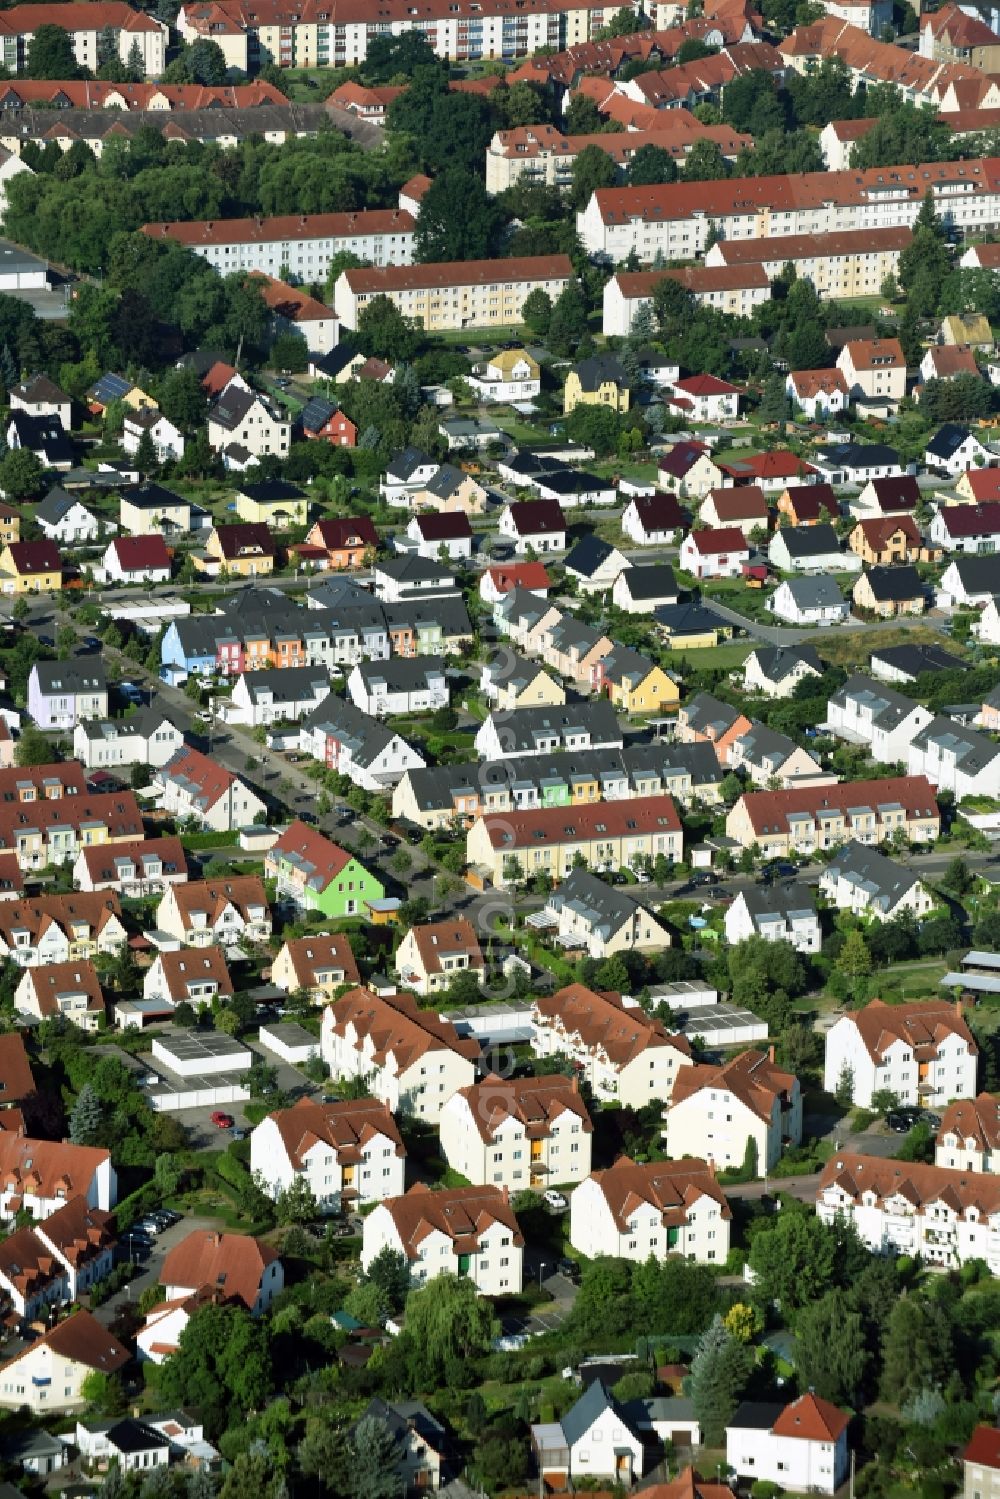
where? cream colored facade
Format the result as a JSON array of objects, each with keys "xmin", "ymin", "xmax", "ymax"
[
  {"xmin": 531, "ymin": 995, "xmax": 691, "ymax": 1109},
  {"xmin": 483, "ymin": 662, "xmax": 566, "ymax": 712},
  {"xmin": 438, "ymin": 1084, "xmax": 592, "ymax": 1190},
  {"xmin": 725, "ymin": 788, "xmax": 940, "ymax": 855},
  {"xmin": 319, "ymin": 1001, "xmax": 476, "ymax": 1124},
  {"xmin": 335, "ymin": 258, "xmax": 572, "ymax": 333},
  {"xmin": 569, "ymin": 1163, "xmax": 731, "ymax": 1264},
  {"xmin": 706, "ymin": 237, "xmax": 907, "ymax": 300},
  {"xmin": 467, "ymin": 811, "xmax": 683, "ymax": 889},
  {"xmin": 664, "ymin": 1064, "xmax": 803, "ymax": 1175}
]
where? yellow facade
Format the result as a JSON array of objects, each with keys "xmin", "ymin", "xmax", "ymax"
[
  {"xmin": 660, "ymin": 627, "xmax": 720, "ymax": 649},
  {"xmin": 235, "ymin": 493, "xmax": 307, "ymax": 528},
  {"xmin": 563, "ymin": 370, "xmax": 630, "ymax": 416},
  {"xmin": 122, "ymin": 386, "xmax": 157, "ymax": 412},
  {"xmin": 508, "ymin": 669, "xmax": 566, "ymax": 711},
  {"xmin": 201, "ymin": 530, "xmax": 275, "ymax": 578},
  {"xmin": 0, "ymin": 548, "xmax": 60, "ymax": 595},
  {"xmin": 608, "ymin": 667, "xmax": 680, "ymax": 715}
]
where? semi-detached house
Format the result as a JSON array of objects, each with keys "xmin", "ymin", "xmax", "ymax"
[
  {"xmin": 362, "ymin": 1183, "xmax": 523, "ymax": 1296},
  {"xmin": 154, "ymin": 745, "xmax": 266, "ymax": 832},
  {"xmin": 265, "ymin": 820, "xmax": 384, "ymax": 919},
  {"xmin": 725, "ymin": 775, "xmax": 941, "ymax": 854},
  {"xmin": 0, "ymin": 1309, "xmax": 128, "ymax": 1415},
  {"xmin": 335, "ymin": 255, "xmax": 573, "ymax": 332},
  {"xmin": 826, "ymin": 674, "xmax": 933, "ymax": 763},
  {"xmin": 0, "ymin": 792, "xmax": 144, "ymax": 871},
  {"xmin": 439, "ymin": 1072, "xmax": 593, "ymax": 1190},
  {"xmin": 531, "ymin": 981, "xmax": 692, "ymax": 1107},
  {"xmin": 320, "ymin": 984, "xmax": 479, "ymax": 1122},
  {"xmin": 823, "ymin": 997, "xmax": 977, "ymax": 1107},
  {"xmin": 727, "ymin": 1395, "xmax": 851, "ymax": 1496},
  {"xmin": 143, "ymin": 209, "xmax": 415, "ymax": 279},
  {"xmin": 467, "ymin": 792, "xmax": 684, "ymax": 886},
  {"xmin": 250, "ymin": 1095, "xmax": 406, "ymax": 1212}
]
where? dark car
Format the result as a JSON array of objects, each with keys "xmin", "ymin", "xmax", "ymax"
[
  {"xmin": 406, "ymin": 827, "xmax": 424, "ymax": 845},
  {"xmin": 556, "ymin": 1258, "xmax": 581, "ymax": 1283},
  {"xmin": 381, "ymin": 834, "xmax": 399, "ymax": 849},
  {"xmin": 692, "ymin": 871, "xmax": 719, "ymax": 887},
  {"xmin": 886, "ymin": 1108, "xmax": 920, "ymax": 1134},
  {"xmin": 298, "ymin": 810, "xmax": 318, "ymax": 825}
]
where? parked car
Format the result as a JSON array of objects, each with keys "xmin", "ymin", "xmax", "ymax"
[
  {"xmin": 210, "ymin": 1111, "xmax": 235, "ymax": 1129},
  {"xmin": 543, "ymin": 1189, "xmax": 568, "ymax": 1213},
  {"xmin": 886, "ymin": 1108, "xmax": 920, "ymax": 1134},
  {"xmin": 556, "ymin": 1257, "xmax": 581, "ymax": 1283}
]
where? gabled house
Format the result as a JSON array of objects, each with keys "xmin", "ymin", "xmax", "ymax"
[
  {"xmin": 198, "ymin": 522, "xmax": 276, "ymax": 578},
  {"xmin": 668, "ymin": 372, "xmax": 740, "ymax": 420},
  {"xmin": 207, "ymin": 388, "xmax": 290, "ymax": 464},
  {"xmin": 596, "ymin": 646, "xmax": 678, "ymax": 714},
  {"xmin": 569, "ymin": 1155, "xmax": 731, "ymax": 1265},
  {"xmin": 815, "ymin": 443, "xmax": 904, "ymax": 488},
  {"xmin": 724, "ymin": 885, "xmax": 821, "ymax": 952},
  {"xmin": 299, "ymin": 695, "xmax": 426, "ymax": 791},
  {"xmin": 0, "ymin": 891, "xmax": 127, "ymax": 966},
  {"xmin": 544, "ymin": 866, "xmax": 671, "ymax": 957},
  {"xmin": 143, "ymin": 945, "xmax": 233, "ymax": 1010},
  {"xmin": 372, "ymin": 555, "xmax": 458, "ymax": 603},
  {"xmin": 957, "ymin": 467, "xmax": 1000, "ymax": 504},
  {"xmin": 162, "ymin": 1229, "xmax": 282, "ymax": 1314},
  {"xmin": 410, "ymin": 463, "xmax": 489, "ymax": 516},
  {"xmin": 769, "ymin": 523, "xmax": 857, "ymax": 574},
  {"xmin": 823, "ymin": 997, "xmax": 977, "ymax": 1107},
  {"xmin": 34, "ymin": 489, "xmax": 99, "ymax": 545},
  {"xmin": 938, "ymin": 554, "xmax": 1000, "ymax": 608},
  {"xmin": 363, "ymin": 1182, "xmax": 523, "ymax": 1295},
  {"xmin": 15, "ymin": 960, "xmax": 105, "ymax": 1030},
  {"xmin": 531, "ymin": 1380, "xmax": 646, "ymax": 1485},
  {"xmin": 537, "ymin": 612, "xmax": 614, "ymax": 690},
  {"xmin": 73, "ymin": 836, "xmax": 187, "ymax": 896},
  {"xmin": 102, "ymin": 533, "xmax": 171, "ymax": 584},
  {"xmin": 679, "ymin": 526, "xmax": 750, "ymax": 579},
  {"xmin": 836, "ymin": 337, "xmax": 906, "ymax": 413},
  {"xmin": 6, "ymin": 412, "xmax": 73, "ymax": 471},
  {"xmin": 302, "ymin": 516, "xmax": 377, "ymax": 570},
  {"xmin": 849, "ymin": 514, "xmax": 923, "ymax": 566},
  {"xmin": 349, "ymin": 1400, "xmax": 450, "ymax": 1495},
  {"xmin": 404, "ymin": 510, "xmax": 473, "ymax": 562},
  {"xmin": 920, "ymin": 343, "xmax": 981, "ymax": 383},
  {"xmin": 665, "ymin": 1047, "xmax": 803, "ymax": 1174},
  {"xmin": 611, "ymin": 563, "xmax": 679, "ymax": 614},
  {"xmin": 380, "ymin": 448, "xmax": 440, "ymax": 507},
  {"xmin": 73, "ymin": 706, "xmax": 184, "ymax": 772},
  {"xmin": 727, "ymin": 1395, "xmax": 851, "ymax": 1496},
  {"xmin": 0, "ymin": 1133, "xmax": 115, "ymax": 1220},
  {"xmin": 154, "ymin": 745, "xmax": 266, "ymax": 832},
  {"xmin": 564, "ymin": 534, "xmax": 631, "ymax": 593},
  {"xmin": 776, "ymin": 482, "xmax": 839, "ymax": 527},
  {"xmin": 155, "ymin": 876, "xmax": 271, "ymax": 949},
  {"xmin": 870, "ymin": 642, "xmax": 965, "ymax": 683},
  {"xmin": 853, "ymin": 563, "xmax": 925, "ymax": 617},
  {"xmin": 28, "ymin": 660, "xmax": 107, "ymax": 729},
  {"xmin": 225, "ymin": 665, "xmax": 331, "ymax": 728},
  {"xmin": 819, "ymin": 840, "xmax": 934, "ymax": 923},
  {"xmin": 395, "ymin": 917, "xmax": 485, "ymax": 997},
  {"xmin": 440, "ymin": 1073, "xmax": 592, "ymax": 1191},
  {"xmin": 271, "ymin": 931, "xmax": 360, "ymax": 1003},
  {"xmin": 676, "ymin": 692, "xmax": 751, "ymax": 766},
  {"xmin": 657, "ymin": 440, "xmax": 718, "ymax": 499},
  {"xmin": 348, "ymin": 656, "xmax": 448, "ymax": 717},
  {"xmin": 621, "ymin": 491, "xmax": 687, "ymax": 550},
  {"xmin": 786, "ymin": 367, "xmax": 850, "ymax": 418},
  {"xmin": 480, "ymin": 562, "xmax": 552, "ymax": 607},
  {"xmin": 699, "ymin": 484, "xmax": 769, "ymax": 537},
  {"xmin": 769, "ymin": 575, "xmax": 848, "ymax": 626},
  {"xmin": 468, "ymin": 347, "xmax": 541, "ymax": 403},
  {"xmin": 941, "ymin": 313, "xmax": 993, "ymax": 347},
  {"xmin": 531, "ymin": 982, "xmax": 691, "ymax": 1107},
  {"xmin": 0, "ymin": 538, "xmax": 62, "ymax": 595},
  {"xmin": 827, "ymin": 675, "xmax": 933, "ymax": 762},
  {"xmin": 743, "ymin": 644, "xmax": 823, "ymax": 699},
  {"xmin": 852, "ymin": 474, "xmax": 919, "ymax": 520},
  {"xmin": 475, "ymin": 700, "xmax": 623, "ymax": 761},
  {"xmin": 925, "ymin": 423, "xmax": 994, "ymax": 477},
  {"xmin": 481, "ymin": 650, "xmax": 565, "ymax": 711},
  {"xmin": 9, "ymin": 375, "xmax": 71, "ymax": 431},
  {"xmin": 0, "ymin": 1310, "xmax": 128, "ymax": 1414},
  {"xmin": 321, "ymin": 984, "xmax": 479, "ymax": 1121},
  {"xmin": 908, "ymin": 715, "xmax": 1000, "ymax": 799},
  {"xmin": 498, "ymin": 499, "xmax": 567, "ymax": 554},
  {"xmin": 468, "ymin": 793, "xmax": 683, "ymax": 887},
  {"xmin": 0, "ymin": 1196, "xmax": 113, "ymax": 1318},
  {"xmin": 266, "ymin": 821, "xmax": 384, "ymax": 920},
  {"xmin": 122, "ymin": 407, "xmax": 184, "ymax": 462},
  {"xmin": 300, "ymin": 396, "xmax": 357, "ymax": 448},
  {"xmin": 930, "ymin": 500, "xmax": 1000, "ymax": 554},
  {"xmin": 728, "ymin": 721, "xmax": 829, "ymax": 788},
  {"xmin": 935, "ymin": 1092, "xmax": 1000, "ymax": 1172}
]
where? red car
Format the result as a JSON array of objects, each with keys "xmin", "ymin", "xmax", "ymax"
[{"xmin": 210, "ymin": 1111, "xmax": 234, "ymax": 1129}]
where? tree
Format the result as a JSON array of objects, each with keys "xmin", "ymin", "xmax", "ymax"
[
  {"xmin": 80, "ymin": 1369, "xmax": 126, "ymax": 1414},
  {"xmin": 27, "ymin": 24, "xmax": 81, "ymax": 79},
  {"xmin": 547, "ymin": 280, "xmax": 589, "ymax": 358},
  {"xmin": 414, "ymin": 169, "xmax": 504, "ymax": 263},
  {"xmin": 880, "ymin": 1296, "xmax": 954, "ymax": 1404},
  {"xmin": 835, "ymin": 928, "xmax": 872, "ymax": 985},
  {"xmin": 16, "ymin": 724, "xmax": 56, "ymax": 767},
  {"xmin": 157, "ymin": 1303, "xmax": 274, "ymax": 1438},
  {"xmin": 682, "ymin": 138, "xmax": 729, "ymax": 181},
  {"xmin": 403, "ymin": 1273, "xmax": 498, "ymax": 1386},
  {"xmin": 357, "ymin": 295, "xmax": 419, "ymax": 363},
  {"xmin": 569, "ymin": 143, "xmax": 618, "ymax": 209},
  {"xmin": 758, "ymin": 370, "xmax": 789, "ymax": 426},
  {"xmin": 69, "ymin": 1083, "xmax": 103, "ymax": 1145},
  {"xmin": 270, "ymin": 332, "xmax": 309, "ymax": 373},
  {"xmin": 276, "ymin": 1174, "xmax": 318, "ymax": 1226},
  {"xmin": 795, "ymin": 1289, "xmax": 869, "ymax": 1405},
  {"xmin": 522, "ymin": 288, "xmax": 552, "ymax": 338},
  {"xmin": 361, "ymin": 1245, "xmax": 410, "ymax": 1313},
  {"xmin": 689, "ymin": 1314, "xmax": 752, "ymax": 1444},
  {"xmin": 135, "ymin": 426, "xmax": 157, "ymax": 475},
  {"xmin": 834, "ymin": 1062, "xmax": 854, "ymax": 1107},
  {"xmin": 0, "ymin": 447, "xmax": 43, "ymax": 501},
  {"xmin": 747, "ymin": 1212, "xmax": 836, "ymax": 1312},
  {"xmin": 940, "ymin": 856, "xmax": 973, "ymax": 896},
  {"xmin": 627, "ymin": 143, "xmax": 677, "ymax": 186},
  {"xmin": 676, "ymin": 36, "xmax": 717, "ymax": 62},
  {"xmin": 349, "ymin": 1415, "xmax": 404, "ymax": 1499}
]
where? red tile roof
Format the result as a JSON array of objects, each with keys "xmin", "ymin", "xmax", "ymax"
[
  {"xmin": 453, "ymin": 1072, "xmax": 592, "ymax": 1143},
  {"xmin": 160, "ymin": 746, "xmax": 237, "ymax": 811},
  {"xmin": 380, "ymin": 1182, "xmax": 522, "ymax": 1260},
  {"xmin": 109, "ymin": 534, "xmax": 171, "ymax": 572},
  {"xmin": 674, "ymin": 373, "xmax": 740, "ymax": 397},
  {"xmin": 267, "ymin": 821, "xmax": 355, "ymax": 890},
  {"xmin": 407, "ymin": 917, "xmax": 484, "ymax": 977},
  {"xmin": 22, "ymin": 960, "xmax": 105, "ymax": 1021},
  {"xmin": 344, "ymin": 255, "xmax": 572, "ymax": 295},
  {"xmin": 4, "ymin": 539, "xmax": 60, "ymax": 576},
  {"xmin": 854, "ymin": 514, "xmax": 922, "ymax": 552},
  {"xmin": 964, "ymin": 1427, "xmax": 1000, "ymax": 1469},
  {"xmin": 0, "ymin": 1033, "xmax": 34, "ymax": 1104},
  {"xmin": 483, "ymin": 562, "xmax": 551, "ymax": 595},
  {"xmin": 938, "ymin": 500, "xmax": 1000, "ymax": 536},
  {"xmin": 961, "ymin": 468, "xmax": 1000, "ymax": 501},
  {"xmin": 506, "ymin": 499, "xmax": 565, "ymax": 535},
  {"xmin": 534, "ymin": 983, "xmax": 690, "ymax": 1066},
  {"xmin": 0, "ymin": 1308, "xmax": 127, "ymax": 1375},
  {"xmin": 310, "ymin": 516, "xmax": 378, "ymax": 552},
  {"xmin": 0, "ymin": 1132, "xmax": 110, "ymax": 1202},
  {"xmin": 212, "ymin": 522, "xmax": 276, "ymax": 561},
  {"xmin": 279, "ymin": 931, "xmax": 360, "ymax": 990},
  {"xmin": 737, "ymin": 774, "xmax": 939, "ymax": 835},
  {"xmin": 154, "ymin": 945, "xmax": 233, "ymax": 1003},
  {"xmin": 161, "ymin": 1229, "xmax": 278, "ymax": 1311},
  {"xmin": 590, "ymin": 1154, "xmax": 730, "ymax": 1231},
  {"xmin": 78, "ymin": 836, "xmax": 187, "ymax": 888},
  {"xmin": 937, "ymin": 1091, "xmax": 1000, "ymax": 1153},
  {"xmin": 844, "ymin": 997, "xmax": 975, "ymax": 1064},
  {"xmin": 322, "ymin": 986, "xmax": 480, "ymax": 1072},
  {"xmin": 772, "ymin": 1393, "xmax": 850, "ymax": 1443},
  {"xmin": 144, "ymin": 208, "xmax": 414, "ymax": 247},
  {"xmin": 268, "ymin": 1095, "xmax": 404, "ymax": 1169},
  {"xmin": 672, "ymin": 1048, "xmax": 797, "ymax": 1123},
  {"xmin": 687, "ymin": 526, "xmax": 749, "ymax": 555},
  {"xmin": 479, "ymin": 793, "xmax": 682, "ymax": 851}
]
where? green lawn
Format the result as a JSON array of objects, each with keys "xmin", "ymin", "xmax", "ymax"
[{"xmin": 665, "ymin": 641, "xmax": 753, "ymax": 671}]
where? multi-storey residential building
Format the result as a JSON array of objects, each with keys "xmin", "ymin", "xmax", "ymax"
[
  {"xmin": 0, "ymin": 1196, "xmax": 115, "ymax": 1319},
  {"xmin": 362, "ymin": 1184, "xmax": 523, "ymax": 1296},
  {"xmin": 155, "ymin": 877, "xmax": 271, "ymax": 950},
  {"xmin": 907, "ymin": 716, "xmax": 1000, "ymax": 799},
  {"xmin": 577, "ymin": 158, "xmax": 1000, "ymax": 263},
  {"xmin": 816, "ymin": 1152, "xmax": 1000, "ymax": 1272},
  {"xmin": 143, "ymin": 208, "xmax": 415, "ymax": 279},
  {"xmin": 154, "ymin": 746, "xmax": 266, "ymax": 832},
  {"xmin": 664, "ymin": 1048, "xmax": 803, "ymax": 1175},
  {"xmin": 726, "ymin": 776, "xmax": 941, "ymax": 855},
  {"xmin": 936, "ymin": 1093, "xmax": 1000, "ymax": 1172},
  {"xmin": 393, "ymin": 741, "xmax": 722, "ymax": 829},
  {"xmin": 485, "ymin": 118, "xmax": 748, "ymax": 194},
  {"xmin": 545, "ymin": 867, "xmax": 672, "ymax": 958},
  {"xmin": 250, "ymin": 1096, "xmax": 406, "ymax": 1211},
  {"xmin": 335, "ymin": 255, "xmax": 573, "ymax": 332},
  {"xmin": 0, "ymin": 792, "xmax": 145, "ymax": 871},
  {"xmin": 837, "ymin": 338, "xmax": 908, "ymax": 414},
  {"xmin": 73, "ymin": 708, "xmax": 184, "ymax": 773},
  {"xmin": 570, "ymin": 1155, "xmax": 731, "ymax": 1264},
  {"xmin": 206, "ymin": 386, "xmax": 290, "ymax": 464},
  {"xmin": 440, "ymin": 1073, "xmax": 593, "ymax": 1190},
  {"xmin": 467, "ymin": 793, "xmax": 684, "ymax": 886},
  {"xmin": 0, "ymin": 1133, "xmax": 116, "ymax": 1221},
  {"xmin": 676, "ymin": 693, "xmax": 751, "ymax": 767},
  {"xmin": 143, "ymin": 946, "xmax": 233, "ymax": 1011},
  {"xmin": 532, "ymin": 982, "xmax": 691, "ymax": 1107},
  {"xmin": 963, "ymin": 1428, "xmax": 1000, "ymax": 1499},
  {"xmin": 824, "ymin": 998, "xmax": 977, "ymax": 1108},
  {"xmin": 266, "ymin": 821, "xmax": 384, "ymax": 919},
  {"xmin": 724, "ymin": 886, "xmax": 821, "ymax": 953},
  {"xmin": 394, "ymin": 918, "xmax": 485, "ymax": 997},
  {"xmin": 0, "ymin": 1310, "xmax": 128, "ymax": 1414},
  {"xmin": 475, "ymin": 701, "xmax": 623, "ymax": 762},
  {"xmin": 347, "ymin": 656, "xmax": 448, "ymax": 718},
  {"xmin": 320, "ymin": 985, "xmax": 479, "ymax": 1122},
  {"xmin": 827, "ymin": 674, "xmax": 933, "ymax": 764},
  {"xmin": 162, "ymin": 1229, "xmax": 282, "ymax": 1314},
  {"xmin": 225, "ymin": 666, "xmax": 331, "ymax": 729},
  {"xmin": 0, "ymin": 3, "xmax": 166, "ymax": 76},
  {"xmin": 298, "ymin": 694, "xmax": 426, "ymax": 791},
  {"xmin": 727, "ymin": 1395, "xmax": 851, "ymax": 1496},
  {"xmin": 707, "ymin": 228, "xmax": 910, "ymax": 302}
]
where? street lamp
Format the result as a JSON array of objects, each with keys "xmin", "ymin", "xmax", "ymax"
[{"xmin": 537, "ymin": 1260, "xmax": 547, "ymax": 1289}]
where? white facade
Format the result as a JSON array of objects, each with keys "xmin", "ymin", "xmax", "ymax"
[
  {"xmin": 404, "ymin": 515, "xmax": 473, "ymax": 561},
  {"xmin": 347, "ymin": 661, "xmax": 448, "ymax": 718},
  {"xmin": 361, "ymin": 1194, "xmax": 524, "ymax": 1296},
  {"xmin": 37, "ymin": 499, "xmax": 99, "ymax": 545},
  {"xmin": 498, "ymin": 506, "xmax": 567, "ymax": 554},
  {"xmin": 724, "ymin": 890, "xmax": 821, "ymax": 952},
  {"xmin": 225, "ymin": 671, "xmax": 330, "ymax": 728},
  {"xmin": 826, "ymin": 680, "xmax": 933, "ymax": 765},
  {"xmin": 157, "ymin": 212, "xmax": 415, "ymax": 280},
  {"xmin": 679, "ymin": 530, "xmax": 749, "ymax": 578},
  {"xmin": 72, "ymin": 714, "xmax": 183, "ymax": 771},
  {"xmin": 438, "ymin": 1088, "xmax": 592, "ymax": 1190},
  {"xmin": 320, "ymin": 1003, "xmax": 476, "ymax": 1124},
  {"xmin": 531, "ymin": 1006, "xmax": 691, "ymax": 1110},
  {"xmin": 621, "ymin": 497, "xmax": 682, "ymax": 546},
  {"xmin": 768, "ymin": 579, "xmax": 848, "ymax": 626},
  {"xmin": 823, "ymin": 1003, "xmax": 978, "ymax": 1107},
  {"xmin": 569, "ymin": 1167, "xmax": 730, "ymax": 1264},
  {"xmin": 727, "ymin": 1401, "xmax": 850, "ymax": 1496},
  {"xmin": 250, "ymin": 1109, "xmax": 405, "ymax": 1212},
  {"xmin": 122, "ymin": 413, "xmax": 185, "ymax": 463}
]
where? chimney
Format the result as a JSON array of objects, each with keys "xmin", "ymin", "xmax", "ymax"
[
  {"xmin": 955, "ymin": 998, "xmax": 963, "ymax": 1019},
  {"xmin": 707, "ymin": 1156, "xmax": 716, "ymax": 1179},
  {"xmin": 768, "ymin": 1044, "xmax": 775, "ymax": 1064},
  {"xmin": 571, "ymin": 1073, "xmax": 578, "ymax": 1093},
  {"xmin": 501, "ymin": 1184, "xmax": 509, "ymax": 1204}
]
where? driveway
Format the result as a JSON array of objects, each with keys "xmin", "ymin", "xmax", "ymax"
[{"xmin": 96, "ymin": 1213, "xmax": 227, "ymax": 1329}]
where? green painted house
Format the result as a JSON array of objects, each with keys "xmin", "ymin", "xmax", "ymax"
[{"xmin": 265, "ymin": 819, "xmax": 384, "ymax": 918}]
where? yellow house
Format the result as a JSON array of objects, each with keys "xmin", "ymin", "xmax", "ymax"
[
  {"xmin": 940, "ymin": 313, "xmax": 994, "ymax": 348},
  {"xmin": 0, "ymin": 539, "xmax": 61, "ymax": 595},
  {"xmin": 235, "ymin": 480, "xmax": 308, "ymax": 529},
  {"xmin": 563, "ymin": 354, "xmax": 630, "ymax": 416},
  {"xmin": 198, "ymin": 523, "xmax": 276, "ymax": 579},
  {"xmin": 600, "ymin": 648, "xmax": 678, "ymax": 714},
  {"xmin": 0, "ymin": 505, "xmax": 19, "ymax": 548},
  {"xmin": 88, "ymin": 374, "xmax": 157, "ymax": 414},
  {"xmin": 411, "ymin": 469, "xmax": 490, "ymax": 517},
  {"xmin": 484, "ymin": 651, "xmax": 566, "ymax": 711}
]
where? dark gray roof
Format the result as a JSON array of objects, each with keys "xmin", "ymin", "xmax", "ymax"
[
  {"xmin": 748, "ymin": 644, "xmax": 823, "ymax": 682},
  {"xmin": 617, "ymin": 564, "xmax": 678, "ymax": 602},
  {"xmin": 654, "ymin": 600, "xmax": 726, "ymax": 634},
  {"xmin": 911, "ymin": 714, "xmax": 1000, "ymax": 774},
  {"xmin": 32, "ymin": 659, "xmax": 105, "ymax": 695},
  {"xmin": 375, "ymin": 555, "xmax": 457, "ymax": 584},
  {"xmin": 573, "ymin": 354, "xmax": 628, "ymax": 392},
  {"xmin": 824, "ymin": 839, "xmax": 920, "ymax": 914},
  {"xmin": 548, "ymin": 867, "xmax": 654, "ymax": 940},
  {"xmin": 561, "ymin": 1382, "xmax": 639, "ymax": 1448},
  {"xmin": 741, "ymin": 882, "xmax": 816, "ymax": 923},
  {"xmin": 735, "ymin": 721, "xmax": 804, "ymax": 771},
  {"xmin": 683, "ymin": 691, "xmax": 744, "ymax": 737},
  {"xmin": 385, "ymin": 446, "xmax": 434, "ymax": 482},
  {"xmin": 776, "ymin": 523, "xmax": 842, "ymax": 558},
  {"xmin": 816, "ymin": 442, "xmax": 900, "ymax": 467},
  {"xmin": 862, "ymin": 564, "xmax": 923, "ymax": 602},
  {"xmin": 869, "ymin": 643, "xmax": 964, "ymax": 678},
  {"xmin": 779, "ymin": 575, "xmax": 845, "ymax": 610},
  {"xmin": 303, "ymin": 695, "xmax": 412, "ymax": 770},
  {"xmin": 382, "ymin": 597, "xmax": 471, "ymax": 637},
  {"xmin": 240, "ymin": 665, "xmax": 330, "ymax": 704},
  {"xmin": 36, "ymin": 486, "xmax": 86, "ymax": 525},
  {"xmin": 944, "ymin": 555, "xmax": 1000, "ymax": 591},
  {"xmin": 830, "ymin": 674, "xmax": 917, "ymax": 730},
  {"xmin": 926, "ymin": 423, "xmax": 974, "ymax": 459},
  {"xmin": 485, "ymin": 700, "xmax": 623, "ymax": 754},
  {"xmin": 354, "ymin": 655, "xmax": 446, "ymax": 691},
  {"xmin": 730, "ymin": 1402, "xmax": 787, "ymax": 1431},
  {"xmin": 602, "ymin": 645, "xmax": 658, "ymax": 690}
]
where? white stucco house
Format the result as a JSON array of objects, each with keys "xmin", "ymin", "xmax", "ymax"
[
  {"xmin": 249, "ymin": 1096, "xmax": 406, "ymax": 1212},
  {"xmin": 569, "ymin": 1155, "xmax": 731, "ymax": 1264},
  {"xmin": 822, "ymin": 998, "xmax": 978, "ymax": 1108},
  {"xmin": 727, "ymin": 1394, "xmax": 851, "ymax": 1496},
  {"xmin": 362, "ymin": 1183, "xmax": 524, "ymax": 1296}
]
